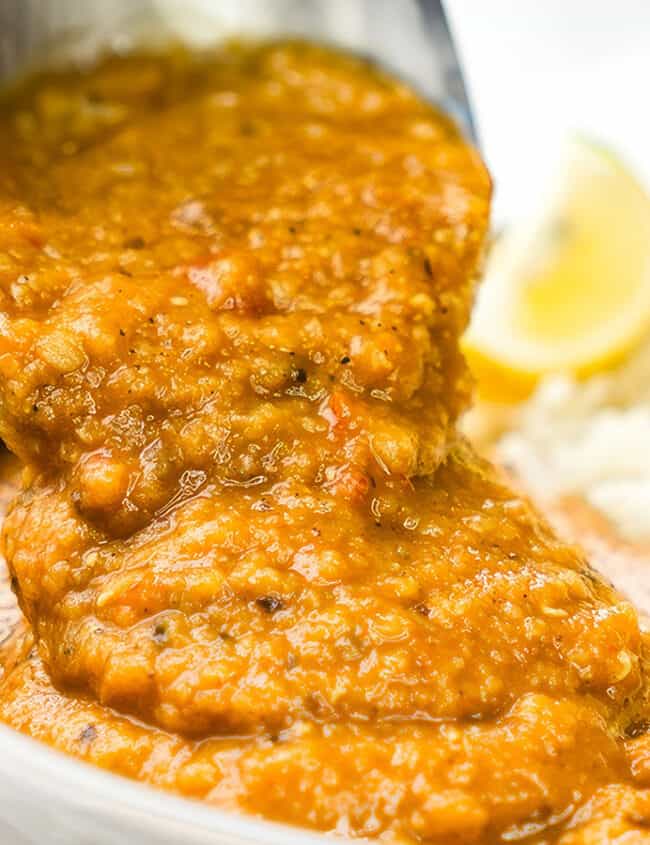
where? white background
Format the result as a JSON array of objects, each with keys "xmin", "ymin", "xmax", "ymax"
[{"xmin": 447, "ymin": 0, "xmax": 650, "ymax": 223}]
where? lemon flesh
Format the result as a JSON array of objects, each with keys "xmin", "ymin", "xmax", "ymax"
[{"xmin": 464, "ymin": 139, "xmax": 650, "ymax": 401}]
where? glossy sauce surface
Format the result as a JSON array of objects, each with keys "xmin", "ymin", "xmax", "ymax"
[{"xmin": 1, "ymin": 42, "xmax": 650, "ymax": 844}]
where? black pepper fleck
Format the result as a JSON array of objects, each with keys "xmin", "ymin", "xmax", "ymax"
[
  {"xmin": 626, "ymin": 719, "xmax": 650, "ymax": 739},
  {"xmin": 153, "ymin": 622, "xmax": 168, "ymax": 644},
  {"xmin": 79, "ymin": 724, "xmax": 97, "ymax": 745},
  {"xmin": 256, "ymin": 594, "xmax": 284, "ymax": 614}
]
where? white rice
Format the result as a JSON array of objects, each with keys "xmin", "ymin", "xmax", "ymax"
[{"xmin": 491, "ymin": 338, "xmax": 650, "ymax": 541}]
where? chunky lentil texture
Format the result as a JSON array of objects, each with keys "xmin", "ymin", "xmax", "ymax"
[
  {"xmin": 1, "ymin": 41, "xmax": 650, "ymax": 844},
  {"xmin": 0, "ymin": 43, "xmax": 487, "ymax": 506}
]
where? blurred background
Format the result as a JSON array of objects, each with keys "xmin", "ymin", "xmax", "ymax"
[
  {"xmin": 449, "ymin": 1, "xmax": 650, "ymax": 608},
  {"xmin": 448, "ymin": 0, "xmax": 650, "ymax": 222}
]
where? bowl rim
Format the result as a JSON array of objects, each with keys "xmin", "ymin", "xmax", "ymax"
[{"xmin": 0, "ymin": 721, "xmax": 335, "ymax": 843}]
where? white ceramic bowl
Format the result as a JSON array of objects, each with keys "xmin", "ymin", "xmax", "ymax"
[
  {"xmin": 0, "ymin": 2, "xmax": 460, "ymax": 841},
  {"xmin": 0, "ymin": 721, "xmax": 329, "ymax": 845}
]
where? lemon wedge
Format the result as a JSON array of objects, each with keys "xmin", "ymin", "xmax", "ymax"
[{"xmin": 464, "ymin": 138, "xmax": 650, "ymax": 402}]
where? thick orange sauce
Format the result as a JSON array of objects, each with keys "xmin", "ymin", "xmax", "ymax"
[
  {"xmin": 1, "ymin": 41, "xmax": 650, "ymax": 843},
  {"xmin": 0, "ymin": 450, "xmax": 20, "ymax": 656}
]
